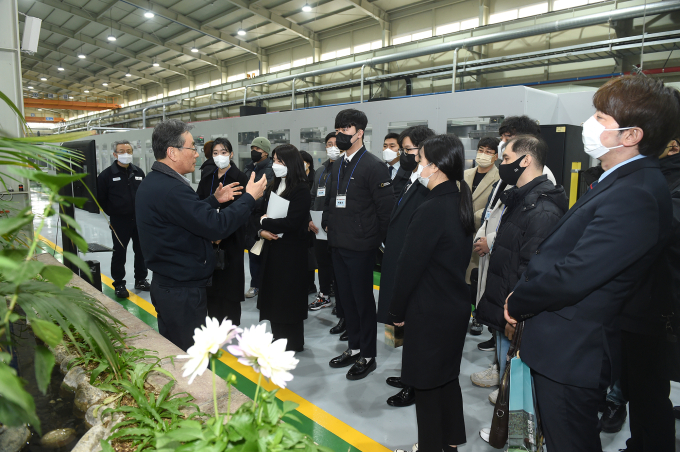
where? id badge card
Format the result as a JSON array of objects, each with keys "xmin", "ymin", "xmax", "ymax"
[
  {"xmin": 336, "ymin": 195, "xmax": 347, "ymax": 208},
  {"xmin": 317, "ymin": 187, "xmax": 326, "ymax": 197}
]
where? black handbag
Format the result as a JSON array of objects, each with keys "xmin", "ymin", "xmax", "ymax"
[{"xmin": 489, "ymin": 323, "xmax": 525, "ymax": 449}]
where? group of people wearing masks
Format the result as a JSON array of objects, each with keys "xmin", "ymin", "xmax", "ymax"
[{"xmin": 123, "ymin": 73, "xmax": 680, "ymax": 452}]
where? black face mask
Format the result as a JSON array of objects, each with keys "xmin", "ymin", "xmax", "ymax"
[
  {"xmin": 335, "ymin": 131, "xmax": 356, "ymax": 151},
  {"xmin": 251, "ymin": 150, "xmax": 263, "ymax": 162},
  {"xmin": 400, "ymin": 152, "xmax": 418, "ymax": 172},
  {"xmin": 498, "ymin": 155, "xmax": 527, "ymax": 186}
]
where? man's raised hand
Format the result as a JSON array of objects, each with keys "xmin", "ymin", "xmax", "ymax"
[
  {"xmin": 214, "ymin": 181, "xmax": 242, "ymax": 203},
  {"xmin": 246, "ymin": 172, "xmax": 267, "ymax": 200}
]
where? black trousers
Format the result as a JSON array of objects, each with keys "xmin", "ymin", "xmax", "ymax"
[
  {"xmin": 270, "ymin": 321, "xmax": 304, "ymax": 352},
  {"xmin": 331, "ymin": 247, "xmax": 376, "ymax": 357},
  {"xmin": 248, "ymin": 252, "xmax": 262, "ymax": 289},
  {"xmin": 415, "ymin": 378, "xmax": 466, "ymax": 452},
  {"xmin": 150, "ymin": 278, "xmax": 207, "ymax": 352},
  {"xmin": 110, "ymin": 216, "xmax": 147, "ymax": 287},
  {"xmin": 314, "ymin": 239, "xmax": 336, "ymax": 296},
  {"xmin": 621, "ymin": 330, "xmax": 675, "ymax": 452},
  {"xmin": 533, "ymin": 362, "xmax": 610, "ymax": 452}
]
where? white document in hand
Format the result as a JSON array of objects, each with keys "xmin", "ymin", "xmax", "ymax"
[
  {"xmin": 266, "ymin": 192, "xmax": 290, "ymax": 237},
  {"xmin": 310, "ymin": 210, "xmax": 327, "ymax": 240}
]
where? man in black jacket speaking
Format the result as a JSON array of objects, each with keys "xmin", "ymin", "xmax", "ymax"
[
  {"xmin": 136, "ymin": 119, "xmax": 267, "ymax": 351},
  {"xmin": 322, "ymin": 109, "xmax": 395, "ymax": 380}
]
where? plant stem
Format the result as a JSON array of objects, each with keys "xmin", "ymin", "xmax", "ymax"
[
  {"xmin": 226, "ymin": 383, "xmax": 231, "ymax": 422},
  {"xmin": 253, "ymin": 372, "xmax": 262, "ymax": 413},
  {"xmin": 211, "ymin": 357, "xmax": 218, "ymax": 417}
]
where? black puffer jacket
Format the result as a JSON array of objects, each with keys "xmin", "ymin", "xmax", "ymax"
[{"xmin": 476, "ymin": 175, "xmax": 568, "ymax": 332}]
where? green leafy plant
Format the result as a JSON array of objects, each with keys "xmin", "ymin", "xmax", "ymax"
[{"xmin": 0, "ymin": 90, "xmax": 123, "ymax": 433}]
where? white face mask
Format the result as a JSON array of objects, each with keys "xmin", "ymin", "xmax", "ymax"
[
  {"xmin": 582, "ymin": 116, "xmax": 632, "ymax": 159},
  {"xmin": 417, "ymin": 163, "xmax": 433, "ymax": 188},
  {"xmin": 272, "ymin": 162, "xmax": 288, "ymax": 178},
  {"xmin": 383, "ymin": 149, "xmax": 399, "ymax": 162},
  {"xmin": 117, "ymin": 153, "xmax": 133, "ymax": 165},
  {"xmin": 213, "ymin": 154, "xmax": 230, "ymax": 169},
  {"xmin": 326, "ymin": 146, "xmax": 341, "ymax": 160}
]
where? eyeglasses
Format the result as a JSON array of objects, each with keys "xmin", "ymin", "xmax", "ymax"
[
  {"xmin": 477, "ymin": 149, "xmax": 497, "ymax": 156},
  {"xmin": 114, "ymin": 150, "xmax": 133, "ymax": 155},
  {"xmin": 399, "ymin": 147, "xmax": 419, "ymax": 153},
  {"xmin": 175, "ymin": 146, "xmax": 197, "ymax": 152}
]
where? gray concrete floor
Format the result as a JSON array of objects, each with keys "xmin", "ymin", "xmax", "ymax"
[{"xmin": 34, "ymin": 190, "xmax": 680, "ymax": 452}]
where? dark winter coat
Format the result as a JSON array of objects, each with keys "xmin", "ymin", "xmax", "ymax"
[
  {"xmin": 620, "ymin": 154, "xmax": 680, "ymax": 336},
  {"xmin": 322, "ymin": 147, "xmax": 395, "ymax": 251},
  {"xmin": 377, "ymin": 177, "xmax": 429, "ymax": 323},
  {"xmin": 135, "ymin": 161, "xmax": 254, "ymax": 286},
  {"xmin": 256, "ymin": 182, "xmax": 311, "ymax": 324},
  {"xmin": 96, "ymin": 162, "xmax": 145, "ymax": 218},
  {"xmin": 476, "ymin": 176, "xmax": 568, "ymax": 333},
  {"xmin": 310, "ymin": 159, "xmax": 335, "ymax": 211},
  {"xmin": 244, "ymin": 158, "xmax": 275, "ymax": 249},
  {"xmin": 389, "ymin": 180, "xmax": 473, "ymax": 390},
  {"xmin": 200, "ymin": 158, "xmax": 217, "ymax": 180},
  {"xmin": 508, "ymin": 157, "xmax": 672, "ymax": 389},
  {"xmin": 391, "ymin": 166, "xmax": 411, "ymax": 199},
  {"xmin": 196, "ymin": 164, "xmax": 249, "ymax": 306}
]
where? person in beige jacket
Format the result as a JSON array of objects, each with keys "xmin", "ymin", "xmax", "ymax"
[{"xmin": 464, "ymin": 137, "xmax": 501, "ymax": 336}]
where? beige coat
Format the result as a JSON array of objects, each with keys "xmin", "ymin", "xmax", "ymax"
[{"xmin": 464, "ymin": 165, "xmax": 500, "ymax": 284}]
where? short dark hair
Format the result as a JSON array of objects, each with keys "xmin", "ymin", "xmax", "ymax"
[
  {"xmin": 203, "ymin": 140, "xmax": 214, "ymax": 159},
  {"xmin": 334, "ymin": 109, "xmax": 368, "ymax": 132},
  {"xmin": 498, "ymin": 116, "xmax": 541, "ymax": 137},
  {"xmin": 268, "ymin": 144, "xmax": 308, "ymax": 198},
  {"xmin": 593, "ymin": 75, "xmax": 680, "ymax": 157},
  {"xmin": 152, "ymin": 119, "xmax": 194, "ymax": 160},
  {"xmin": 398, "ymin": 125, "xmax": 436, "ymax": 148},
  {"xmin": 384, "ymin": 133, "xmax": 400, "ymax": 142},
  {"xmin": 507, "ymin": 135, "xmax": 548, "ymax": 169},
  {"xmin": 420, "ymin": 134, "xmax": 475, "ymax": 235},
  {"xmin": 324, "ymin": 132, "xmax": 336, "ymax": 144},
  {"xmin": 212, "ymin": 137, "xmax": 233, "ymax": 154},
  {"xmin": 478, "ymin": 137, "xmax": 500, "ymax": 153},
  {"xmin": 300, "ymin": 150, "xmax": 314, "ymax": 170}
]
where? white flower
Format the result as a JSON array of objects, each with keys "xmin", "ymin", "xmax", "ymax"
[
  {"xmin": 177, "ymin": 316, "xmax": 241, "ymax": 384},
  {"xmin": 227, "ymin": 323, "xmax": 299, "ymax": 388}
]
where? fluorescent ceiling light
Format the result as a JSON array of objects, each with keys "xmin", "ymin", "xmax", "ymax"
[
  {"xmin": 302, "ymin": 3, "xmax": 312, "ymax": 12},
  {"xmin": 69, "ymin": 96, "xmax": 74, "ymax": 99},
  {"xmin": 40, "ymin": 77, "xmax": 47, "ymax": 81},
  {"xmin": 125, "ymin": 72, "xmax": 132, "ymax": 77},
  {"xmin": 237, "ymin": 28, "xmax": 246, "ymax": 36},
  {"xmin": 27, "ymin": 86, "xmax": 33, "ymax": 89},
  {"xmin": 84, "ymin": 90, "xmax": 89, "ymax": 93},
  {"xmin": 191, "ymin": 46, "xmax": 198, "ymax": 53},
  {"xmin": 108, "ymin": 34, "xmax": 116, "ymax": 41},
  {"xmin": 153, "ymin": 61, "xmax": 160, "ymax": 67},
  {"xmin": 144, "ymin": 11, "xmax": 154, "ymax": 18},
  {"xmin": 78, "ymin": 53, "xmax": 86, "ymax": 59},
  {"xmin": 102, "ymin": 82, "xmax": 108, "ymax": 86},
  {"xmin": 57, "ymin": 66, "xmax": 64, "ymax": 71}
]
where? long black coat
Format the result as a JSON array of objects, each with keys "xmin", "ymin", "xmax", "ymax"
[
  {"xmin": 389, "ymin": 181, "xmax": 473, "ymax": 390},
  {"xmin": 377, "ymin": 178, "xmax": 429, "ymax": 323},
  {"xmin": 196, "ymin": 165, "xmax": 249, "ymax": 308},
  {"xmin": 256, "ymin": 182, "xmax": 311, "ymax": 324},
  {"xmin": 508, "ymin": 157, "xmax": 672, "ymax": 389},
  {"xmin": 391, "ymin": 166, "xmax": 411, "ymax": 199},
  {"xmin": 476, "ymin": 176, "xmax": 567, "ymax": 333}
]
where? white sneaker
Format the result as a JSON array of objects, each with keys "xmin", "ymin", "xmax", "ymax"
[
  {"xmin": 480, "ymin": 427, "xmax": 490, "ymax": 443},
  {"xmin": 489, "ymin": 388, "xmax": 499, "ymax": 404},
  {"xmin": 471, "ymin": 363, "xmax": 499, "ymax": 387}
]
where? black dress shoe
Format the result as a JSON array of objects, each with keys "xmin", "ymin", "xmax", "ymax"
[
  {"xmin": 347, "ymin": 357, "xmax": 376, "ymax": 381},
  {"xmin": 339, "ymin": 331, "xmax": 349, "ymax": 341},
  {"xmin": 387, "ymin": 387, "xmax": 415, "ymax": 407},
  {"xmin": 330, "ymin": 317, "xmax": 346, "ymax": 334},
  {"xmin": 114, "ymin": 285, "xmax": 129, "ymax": 298},
  {"xmin": 386, "ymin": 376, "xmax": 405, "ymax": 389},
  {"xmin": 329, "ymin": 349, "xmax": 360, "ymax": 368}
]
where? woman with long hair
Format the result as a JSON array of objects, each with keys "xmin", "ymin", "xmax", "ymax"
[
  {"xmin": 196, "ymin": 137, "xmax": 249, "ymax": 325},
  {"xmin": 389, "ymin": 134, "xmax": 475, "ymax": 452},
  {"xmin": 254, "ymin": 144, "xmax": 312, "ymax": 352}
]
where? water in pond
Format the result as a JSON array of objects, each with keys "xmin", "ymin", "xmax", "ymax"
[{"xmin": 11, "ymin": 320, "xmax": 88, "ymax": 451}]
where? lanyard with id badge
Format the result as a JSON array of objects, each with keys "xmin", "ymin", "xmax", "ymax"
[
  {"xmin": 336, "ymin": 150, "xmax": 367, "ymax": 209},
  {"xmin": 317, "ymin": 169, "xmax": 331, "ymax": 198}
]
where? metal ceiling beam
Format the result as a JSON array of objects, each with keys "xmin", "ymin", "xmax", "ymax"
[
  {"xmin": 21, "ymin": 72, "xmax": 123, "ymax": 96},
  {"xmin": 22, "ymin": 75, "xmax": 74, "ymax": 94},
  {"xmin": 96, "ymin": 0, "xmax": 121, "ymax": 20},
  {"xmin": 37, "ymin": 40, "xmax": 164, "ymax": 85},
  {"xmin": 118, "ymin": 0, "xmax": 264, "ymax": 56},
  {"xmin": 342, "ymin": 0, "xmax": 389, "ymax": 26},
  {"xmin": 24, "ymin": 17, "xmax": 189, "ymax": 77},
  {"xmin": 34, "ymin": 0, "xmax": 220, "ymax": 67},
  {"xmin": 223, "ymin": 0, "xmax": 318, "ymax": 44},
  {"xmin": 21, "ymin": 53, "xmax": 142, "ymax": 91}
]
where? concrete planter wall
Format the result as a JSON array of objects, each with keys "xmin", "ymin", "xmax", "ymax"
[{"xmin": 37, "ymin": 254, "xmax": 250, "ymax": 452}]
